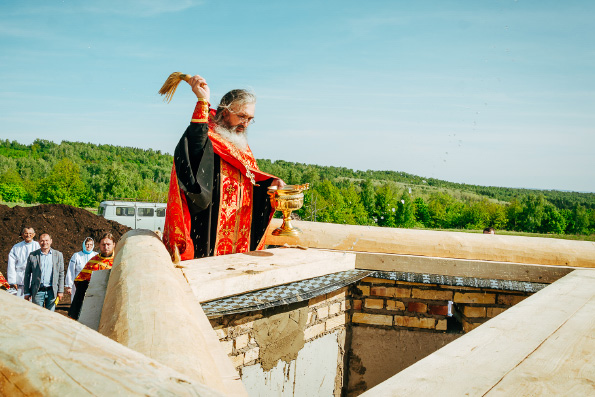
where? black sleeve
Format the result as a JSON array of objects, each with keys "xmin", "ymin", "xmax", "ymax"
[{"xmin": 173, "ymin": 123, "xmax": 214, "ymax": 211}]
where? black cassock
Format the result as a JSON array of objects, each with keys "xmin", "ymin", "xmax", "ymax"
[{"xmin": 172, "ymin": 122, "xmax": 275, "ymax": 258}]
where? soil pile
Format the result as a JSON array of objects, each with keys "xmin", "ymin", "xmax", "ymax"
[{"xmin": 0, "ymin": 204, "xmax": 131, "ymax": 277}]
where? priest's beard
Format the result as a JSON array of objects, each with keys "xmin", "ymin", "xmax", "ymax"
[{"xmin": 213, "ymin": 124, "xmax": 249, "ymax": 152}]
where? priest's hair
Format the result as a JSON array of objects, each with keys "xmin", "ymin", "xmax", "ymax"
[{"xmin": 215, "ymin": 89, "xmax": 256, "ymax": 123}]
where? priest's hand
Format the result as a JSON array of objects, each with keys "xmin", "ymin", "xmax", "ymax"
[
  {"xmin": 65, "ymin": 287, "xmax": 71, "ymax": 294},
  {"xmin": 270, "ymin": 178, "xmax": 286, "ymax": 189},
  {"xmin": 188, "ymin": 74, "xmax": 210, "ymax": 103}
]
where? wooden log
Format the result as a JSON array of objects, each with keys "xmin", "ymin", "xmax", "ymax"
[
  {"xmin": 361, "ymin": 269, "xmax": 595, "ymax": 396},
  {"xmin": 355, "ymin": 252, "xmax": 575, "ymax": 283},
  {"xmin": 0, "ymin": 292, "xmax": 223, "ymax": 396},
  {"xmin": 182, "ymin": 248, "xmax": 356, "ymax": 302},
  {"xmin": 98, "ymin": 229, "xmax": 247, "ymax": 396},
  {"xmin": 265, "ymin": 219, "xmax": 595, "ymax": 268}
]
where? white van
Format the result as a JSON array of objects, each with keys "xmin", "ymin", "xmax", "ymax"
[{"xmin": 97, "ymin": 201, "xmax": 167, "ymax": 232}]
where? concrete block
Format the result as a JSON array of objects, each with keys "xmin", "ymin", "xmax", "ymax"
[
  {"xmin": 231, "ymin": 353, "xmax": 244, "ymax": 368},
  {"xmin": 244, "ymin": 347, "xmax": 260, "ymax": 363},
  {"xmin": 214, "ymin": 328, "xmax": 227, "ymax": 339},
  {"xmin": 327, "ymin": 286, "xmax": 348, "ymax": 300},
  {"xmin": 329, "ymin": 302, "xmax": 341, "ymax": 316},
  {"xmin": 304, "ymin": 323, "xmax": 326, "ymax": 340},
  {"xmin": 317, "ymin": 306, "xmax": 329, "ymax": 319},
  {"xmin": 221, "ymin": 340, "xmax": 234, "ymax": 355},
  {"xmin": 325, "ymin": 313, "xmax": 348, "ymax": 331},
  {"xmin": 235, "ymin": 333, "xmax": 249, "ymax": 350}
]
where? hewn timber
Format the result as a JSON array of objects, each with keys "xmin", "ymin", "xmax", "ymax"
[
  {"xmin": 265, "ymin": 219, "xmax": 595, "ymax": 268},
  {"xmin": 0, "ymin": 292, "xmax": 223, "ymax": 396},
  {"xmin": 361, "ymin": 269, "xmax": 595, "ymax": 396},
  {"xmin": 98, "ymin": 229, "xmax": 247, "ymax": 396},
  {"xmin": 355, "ymin": 252, "xmax": 575, "ymax": 283},
  {"xmin": 182, "ymin": 247, "xmax": 355, "ymax": 302}
]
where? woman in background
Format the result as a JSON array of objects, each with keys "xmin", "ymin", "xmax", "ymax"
[{"xmin": 65, "ymin": 237, "xmax": 97, "ymax": 298}]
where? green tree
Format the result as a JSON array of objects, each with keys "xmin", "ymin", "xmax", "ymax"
[
  {"xmin": 38, "ymin": 158, "xmax": 87, "ymax": 206},
  {"xmin": 395, "ymin": 191, "xmax": 416, "ymax": 228},
  {"xmin": 413, "ymin": 197, "xmax": 432, "ymax": 227}
]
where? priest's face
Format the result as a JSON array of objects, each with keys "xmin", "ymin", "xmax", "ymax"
[{"xmin": 220, "ymin": 103, "xmax": 255, "ymax": 134}]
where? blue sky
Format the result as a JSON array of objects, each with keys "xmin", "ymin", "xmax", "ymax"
[{"xmin": 1, "ymin": 0, "xmax": 594, "ymax": 192}]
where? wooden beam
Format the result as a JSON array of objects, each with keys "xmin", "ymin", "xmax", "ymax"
[
  {"xmin": 0, "ymin": 292, "xmax": 224, "ymax": 396},
  {"xmin": 181, "ymin": 247, "xmax": 356, "ymax": 302},
  {"xmin": 355, "ymin": 252, "xmax": 575, "ymax": 283},
  {"xmin": 98, "ymin": 230, "xmax": 248, "ymax": 396},
  {"xmin": 265, "ymin": 219, "xmax": 595, "ymax": 268},
  {"xmin": 485, "ymin": 290, "xmax": 595, "ymax": 395},
  {"xmin": 361, "ymin": 269, "xmax": 595, "ymax": 396}
]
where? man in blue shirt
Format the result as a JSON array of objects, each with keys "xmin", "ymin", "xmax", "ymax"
[{"xmin": 24, "ymin": 233, "xmax": 64, "ymax": 311}]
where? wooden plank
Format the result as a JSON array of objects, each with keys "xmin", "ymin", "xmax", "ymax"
[
  {"xmin": 265, "ymin": 219, "xmax": 595, "ymax": 268},
  {"xmin": 78, "ymin": 269, "xmax": 110, "ymax": 330},
  {"xmin": 355, "ymin": 252, "xmax": 575, "ymax": 283},
  {"xmin": 361, "ymin": 269, "xmax": 595, "ymax": 396},
  {"xmin": 486, "ymin": 292, "xmax": 595, "ymax": 395},
  {"xmin": 0, "ymin": 292, "xmax": 223, "ymax": 396},
  {"xmin": 98, "ymin": 229, "xmax": 248, "ymax": 396},
  {"xmin": 182, "ymin": 247, "xmax": 356, "ymax": 302}
]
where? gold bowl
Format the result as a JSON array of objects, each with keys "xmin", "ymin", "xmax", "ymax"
[{"xmin": 268, "ymin": 183, "xmax": 309, "ymax": 236}]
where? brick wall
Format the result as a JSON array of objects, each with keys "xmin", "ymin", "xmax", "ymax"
[
  {"xmin": 352, "ymin": 277, "xmax": 532, "ymax": 333},
  {"xmin": 209, "ymin": 286, "xmax": 351, "ymax": 373}
]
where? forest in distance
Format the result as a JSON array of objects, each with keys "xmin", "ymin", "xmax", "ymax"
[{"xmin": 1, "ymin": 139, "xmax": 594, "ymax": 239}]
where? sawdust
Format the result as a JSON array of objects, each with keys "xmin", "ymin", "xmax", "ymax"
[{"xmin": 252, "ymin": 305, "xmax": 308, "ymax": 371}]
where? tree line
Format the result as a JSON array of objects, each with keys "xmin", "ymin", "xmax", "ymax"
[{"xmin": 1, "ymin": 139, "xmax": 594, "ymax": 237}]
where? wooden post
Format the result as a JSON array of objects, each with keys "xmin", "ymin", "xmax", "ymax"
[
  {"xmin": 98, "ymin": 229, "xmax": 247, "ymax": 396},
  {"xmin": 0, "ymin": 292, "xmax": 223, "ymax": 396},
  {"xmin": 265, "ymin": 219, "xmax": 595, "ymax": 268}
]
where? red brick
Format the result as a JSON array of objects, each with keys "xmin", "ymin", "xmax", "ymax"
[
  {"xmin": 407, "ymin": 301, "xmax": 428, "ymax": 313},
  {"xmin": 428, "ymin": 304, "xmax": 449, "ymax": 316},
  {"xmin": 356, "ymin": 285, "xmax": 370, "ymax": 296},
  {"xmin": 497, "ymin": 294, "xmax": 527, "ymax": 306},
  {"xmin": 353, "ymin": 299, "xmax": 362, "ymax": 310}
]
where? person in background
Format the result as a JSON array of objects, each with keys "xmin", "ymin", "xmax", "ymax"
[
  {"xmin": 68, "ymin": 233, "xmax": 116, "ymax": 320},
  {"xmin": 0, "ymin": 270, "xmax": 10, "ymax": 290},
  {"xmin": 23, "ymin": 233, "xmax": 64, "ymax": 311},
  {"xmin": 483, "ymin": 227, "xmax": 496, "ymax": 235},
  {"xmin": 65, "ymin": 237, "xmax": 97, "ymax": 299},
  {"xmin": 7, "ymin": 227, "xmax": 40, "ymax": 298}
]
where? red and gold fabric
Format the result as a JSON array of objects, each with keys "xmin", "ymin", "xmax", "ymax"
[
  {"xmin": 74, "ymin": 253, "xmax": 114, "ymax": 282},
  {"xmin": 0, "ymin": 271, "xmax": 9, "ymax": 290},
  {"xmin": 163, "ymin": 103, "xmax": 277, "ymax": 261}
]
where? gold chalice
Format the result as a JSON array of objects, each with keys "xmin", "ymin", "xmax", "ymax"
[{"xmin": 268, "ymin": 183, "xmax": 309, "ymax": 236}]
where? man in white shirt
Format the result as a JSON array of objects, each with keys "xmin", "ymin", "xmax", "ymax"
[{"xmin": 7, "ymin": 227, "xmax": 40, "ymax": 298}]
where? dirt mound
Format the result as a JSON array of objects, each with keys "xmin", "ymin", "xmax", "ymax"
[{"xmin": 0, "ymin": 204, "xmax": 131, "ymax": 277}]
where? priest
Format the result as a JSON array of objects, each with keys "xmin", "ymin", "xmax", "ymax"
[{"xmin": 163, "ymin": 74, "xmax": 284, "ymax": 261}]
